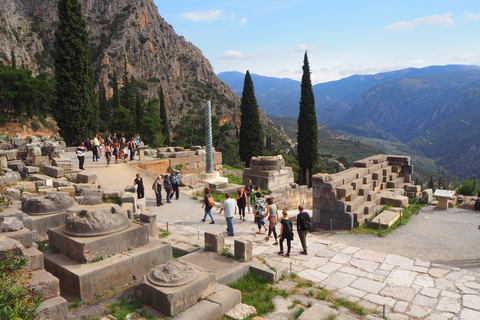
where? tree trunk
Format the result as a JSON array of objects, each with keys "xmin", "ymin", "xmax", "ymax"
[{"xmin": 304, "ymin": 167, "xmax": 310, "ymax": 186}]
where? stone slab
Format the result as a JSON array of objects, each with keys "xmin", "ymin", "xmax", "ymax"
[
  {"xmin": 248, "ymin": 259, "xmax": 289, "ymax": 282},
  {"xmin": 370, "ymin": 210, "xmax": 401, "ymax": 229},
  {"xmin": 44, "ymin": 238, "xmax": 171, "ymax": 300},
  {"xmin": 27, "ymin": 269, "xmax": 60, "ymax": 300},
  {"xmin": 25, "ymin": 246, "xmax": 44, "ymax": 270},
  {"xmin": 48, "ymin": 223, "xmax": 149, "ymax": 263},
  {"xmin": 2, "ymin": 227, "xmax": 37, "ymax": 248},
  {"xmin": 36, "ymin": 296, "xmax": 68, "ymax": 320},
  {"xmin": 206, "ymin": 284, "xmax": 242, "ymax": 314},
  {"xmin": 179, "ymin": 251, "xmax": 249, "ymax": 285},
  {"xmin": 23, "ymin": 211, "xmax": 67, "ymax": 235},
  {"xmin": 171, "ymin": 299, "xmax": 223, "ymax": 320}
]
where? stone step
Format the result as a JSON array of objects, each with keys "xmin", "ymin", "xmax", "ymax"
[
  {"xmin": 25, "ymin": 246, "xmax": 44, "ymax": 271},
  {"xmin": 36, "ymin": 296, "xmax": 68, "ymax": 320},
  {"xmin": 27, "ymin": 269, "xmax": 60, "ymax": 300},
  {"xmin": 370, "ymin": 210, "xmax": 402, "ymax": 229}
]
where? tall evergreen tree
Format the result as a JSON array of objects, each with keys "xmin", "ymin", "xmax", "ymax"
[
  {"xmin": 239, "ymin": 70, "xmax": 263, "ymax": 167},
  {"xmin": 53, "ymin": 0, "xmax": 97, "ymax": 145},
  {"xmin": 158, "ymin": 86, "xmax": 170, "ymax": 146},
  {"xmin": 11, "ymin": 49, "xmax": 16, "ymax": 69},
  {"xmin": 98, "ymin": 85, "xmax": 109, "ymax": 131},
  {"xmin": 120, "ymin": 58, "xmax": 136, "ymax": 130},
  {"xmin": 111, "ymin": 70, "xmax": 120, "ymax": 111},
  {"xmin": 297, "ymin": 52, "xmax": 318, "ymax": 186}
]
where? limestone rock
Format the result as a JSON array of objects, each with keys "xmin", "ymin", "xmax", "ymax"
[
  {"xmin": 21, "ymin": 193, "xmax": 77, "ymax": 215},
  {"xmin": 1, "ymin": 216, "xmax": 24, "ymax": 231},
  {"xmin": 0, "ymin": 236, "xmax": 26, "ymax": 256},
  {"xmin": 225, "ymin": 303, "xmax": 257, "ymax": 320},
  {"xmin": 64, "ymin": 204, "xmax": 130, "ymax": 237}
]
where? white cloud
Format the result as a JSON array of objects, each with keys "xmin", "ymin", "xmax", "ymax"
[
  {"xmin": 219, "ymin": 50, "xmax": 248, "ymax": 60},
  {"xmin": 385, "ymin": 13, "xmax": 454, "ymax": 31},
  {"xmin": 452, "ymin": 52, "xmax": 480, "ymax": 62},
  {"xmin": 462, "ymin": 11, "xmax": 480, "ymax": 21},
  {"xmin": 181, "ymin": 9, "xmax": 226, "ymax": 22},
  {"xmin": 241, "ymin": 17, "xmax": 248, "ymax": 27},
  {"xmin": 412, "ymin": 59, "xmax": 424, "ymax": 64}
]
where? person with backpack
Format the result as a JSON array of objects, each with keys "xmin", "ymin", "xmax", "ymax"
[
  {"xmin": 254, "ymin": 192, "xmax": 268, "ymax": 235},
  {"xmin": 297, "ymin": 205, "xmax": 311, "ymax": 255},
  {"xmin": 278, "ymin": 210, "xmax": 293, "ymax": 257},
  {"xmin": 201, "ymin": 187, "xmax": 215, "ymax": 224},
  {"xmin": 153, "ymin": 175, "xmax": 164, "ymax": 206},
  {"xmin": 169, "ymin": 169, "xmax": 181, "ymax": 201},
  {"xmin": 163, "ymin": 174, "xmax": 173, "ymax": 203}
]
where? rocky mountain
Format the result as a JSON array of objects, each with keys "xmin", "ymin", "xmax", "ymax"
[
  {"xmin": 220, "ymin": 66, "xmax": 480, "ymax": 177},
  {"xmin": 0, "ymin": 0, "xmax": 244, "ymax": 131}
]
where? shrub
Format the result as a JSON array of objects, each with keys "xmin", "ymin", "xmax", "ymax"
[
  {"xmin": 455, "ymin": 177, "xmax": 478, "ymax": 196},
  {"xmin": 31, "ymin": 120, "xmax": 41, "ymax": 132},
  {"xmin": 0, "ymin": 250, "xmax": 42, "ymax": 320}
]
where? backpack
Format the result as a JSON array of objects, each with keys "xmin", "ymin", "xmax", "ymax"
[
  {"xmin": 255, "ymin": 198, "xmax": 266, "ymax": 217},
  {"xmin": 207, "ymin": 195, "xmax": 215, "ymax": 206}
]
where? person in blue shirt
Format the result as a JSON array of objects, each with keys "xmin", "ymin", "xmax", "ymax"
[{"xmin": 169, "ymin": 169, "xmax": 181, "ymax": 200}]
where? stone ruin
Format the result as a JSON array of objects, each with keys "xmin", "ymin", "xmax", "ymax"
[
  {"xmin": 45, "ymin": 203, "xmax": 171, "ymax": 300},
  {"xmin": 243, "ymin": 155, "xmax": 313, "ymax": 209},
  {"xmin": 312, "ymin": 155, "xmax": 426, "ymax": 230}
]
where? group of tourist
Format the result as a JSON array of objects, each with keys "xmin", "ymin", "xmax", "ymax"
[
  {"xmin": 76, "ymin": 133, "xmax": 144, "ymax": 169},
  {"xmin": 202, "ymin": 179, "xmax": 311, "ymax": 256},
  {"xmin": 150, "ymin": 169, "xmax": 182, "ymax": 206}
]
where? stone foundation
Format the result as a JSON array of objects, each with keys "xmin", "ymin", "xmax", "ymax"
[{"xmin": 313, "ymin": 155, "xmax": 414, "ymax": 230}]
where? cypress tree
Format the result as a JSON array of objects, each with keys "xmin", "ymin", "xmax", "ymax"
[
  {"xmin": 111, "ymin": 70, "xmax": 120, "ymax": 111},
  {"xmin": 297, "ymin": 51, "xmax": 318, "ymax": 186},
  {"xmin": 239, "ymin": 70, "xmax": 263, "ymax": 168},
  {"xmin": 53, "ymin": 0, "xmax": 97, "ymax": 145},
  {"xmin": 11, "ymin": 49, "xmax": 16, "ymax": 69},
  {"xmin": 158, "ymin": 86, "xmax": 170, "ymax": 146}
]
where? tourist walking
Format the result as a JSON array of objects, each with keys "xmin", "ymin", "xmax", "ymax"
[
  {"xmin": 235, "ymin": 187, "xmax": 247, "ymax": 222},
  {"xmin": 153, "ymin": 175, "xmax": 164, "ymax": 206},
  {"xmin": 265, "ymin": 198, "xmax": 279, "ymax": 244},
  {"xmin": 169, "ymin": 169, "xmax": 181, "ymax": 200},
  {"xmin": 76, "ymin": 142, "xmax": 86, "ymax": 170},
  {"xmin": 105, "ymin": 142, "xmax": 112, "ymax": 166},
  {"xmin": 133, "ymin": 173, "xmax": 145, "ymax": 199},
  {"xmin": 254, "ymin": 192, "xmax": 268, "ymax": 235},
  {"xmin": 245, "ymin": 179, "xmax": 254, "ymax": 214},
  {"xmin": 278, "ymin": 210, "xmax": 293, "ymax": 257},
  {"xmin": 163, "ymin": 174, "xmax": 173, "ymax": 203},
  {"xmin": 219, "ymin": 193, "xmax": 237, "ymax": 236},
  {"xmin": 113, "ymin": 143, "xmax": 119, "ymax": 164},
  {"xmin": 92, "ymin": 135, "xmax": 100, "ymax": 161},
  {"xmin": 297, "ymin": 205, "xmax": 310, "ymax": 255},
  {"xmin": 201, "ymin": 188, "xmax": 215, "ymax": 224}
]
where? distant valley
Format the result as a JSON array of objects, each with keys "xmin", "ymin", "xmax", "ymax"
[{"xmin": 219, "ymin": 65, "xmax": 480, "ymax": 178}]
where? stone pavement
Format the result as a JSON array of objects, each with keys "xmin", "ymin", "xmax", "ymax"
[{"xmin": 64, "ymin": 151, "xmax": 480, "ymax": 319}]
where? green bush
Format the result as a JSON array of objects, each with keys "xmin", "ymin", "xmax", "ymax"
[
  {"xmin": 19, "ymin": 116, "xmax": 28, "ymax": 126},
  {"xmin": 31, "ymin": 120, "xmax": 41, "ymax": 132},
  {"xmin": 455, "ymin": 177, "xmax": 478, "ymax": 196},
  {"xmin": 0, "ymin": 251, "xmax": 42, "ymax": 320}
]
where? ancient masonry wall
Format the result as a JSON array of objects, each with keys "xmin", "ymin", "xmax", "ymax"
[
  {"xmin": 243, "ymin": 156, "xmax": 313, "ymax": 210},
  {"xmin": 312, "ymin": 155, "xmax": 413, "ymax": 230}
]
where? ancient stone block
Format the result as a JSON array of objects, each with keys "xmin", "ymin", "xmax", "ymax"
[
  {"xmin": 134, "ymin": 260, "xmax": 216, "ymax": 316},
  {"xmin": 36, "ymin": 296, "xmax": 68, "ymax": 320},
  {"xmin": 22, "ymin": 193, "xmax": 76, "ymax": 215},
  {"xmin": 43, "ymin": 166, "xmax": 64, "ymax": 178},
  {"xmin": 1, "ymin": 216, "xmax": 23, "ymax": 231},
  {"xmin": 102, "ymin": 189, "xmax": 123, "ymax": 199},
  {"xmin": 381, "ymin": 195, "xmax": 408, "ymax": 207},
  {"xmin": 121, "ymin": 192, "xmax": 137, "ymax": 213},
  {"xmin": 81, "ymin": 188, "xmax": 102, "ymax": 197},
  {"xmin": 8, "ymin": 161, "xmax": 24, "ymax": 171},
  {"xmin": 27, "ymin": 269, "xmax": 60, "ymax": 300},
  {"xmin": 57, "ymin": 186, "xmax": 76, "ymax": 197},
  {"xmin": 234, "ymin": 239, "xmax": 253, "ymax": 261},
  {"xmin": 421, "ymin": 189, "xmax": 433, "ymax": 204},
  {"xmin": 77, "ymin": 171, "xmax": 97, "ymax": 184},
  {"xmin": 371, "ymin": 210, "xmax": 401, "ymax": 228},
  {"xmin": 205, "ymin": 231, "xmax": 224, "ymax": 252}
]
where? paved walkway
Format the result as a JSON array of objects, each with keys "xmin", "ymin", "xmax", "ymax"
[{"xmin": 66, "ymin": 151, "xmax": 480, "ymax": 319}]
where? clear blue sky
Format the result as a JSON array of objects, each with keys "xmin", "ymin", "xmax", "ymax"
[{"xmin": 153, "ymin": 0, "xmax": 480, "ymax": 84}]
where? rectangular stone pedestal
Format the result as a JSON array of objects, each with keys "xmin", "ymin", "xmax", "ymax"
[
  {"xmin": 135, "ymin": 262, "xmax": 216, "ymax": 316},
  {"xmin": 48, "ymin": 223, "xmax": 149, "ymax": 262},
  {"xmin": 44, "ymin": 238, "xmax": 172, "ymax": 300},
  {"xmin": 205, "ymin": 231, "xmax": 224, "ymax": 253},
  {"xmin": 23, "ymin": 212, "xmax": 66, "ymax": 235},
  {"xmin": 234, "ymin": 239, "xmax": 252, "ymax": 261}
]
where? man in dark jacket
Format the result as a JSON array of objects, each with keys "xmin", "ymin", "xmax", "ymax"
[{"xmin": 296, "ymin": 205, "xmax": 310, "ymax": 255}]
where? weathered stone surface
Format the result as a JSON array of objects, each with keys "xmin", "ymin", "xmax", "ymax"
[
  {"xmin": 81, "ymin": 188, "xmax": 102, "ymax": 197},
  {"xmin": 234, "ymin": 239, "xmax": 253, "ymax": 261},
  {"xmin": 36, "ymin": 296, "xmax": 68, "ymax": 320},
  {"xmin": 64, "ymin": 204, "xmax": 130, "ymax": 237},
  {"xmin": 0, "ymin": 236, "xmax": 26, "ymax": 256},
  {"xmin": 77, "ymin": 196, "xmax": 103, "ymax": 205},
  {"xmin": 4, "ymin": 187, "xmax": 21, "ymax": 200},
  {"xmin": 1, "ymin": 216, "xmax": 23, "ymax": 231},
  {"xmin": 102, "ymin": 189, "xmax": 123, "ymax": 199},
  {"xmin": 22, "ymin": 193, "xmax": 77, "ymax": 215},
  {"xmin": 43, "ymin": 165, "xmax": 64, "ymax": 178},
  {"xmin": 134, "ymin": 260, "xmax": 216, "ymax": 316},
  {"xmin": 205, "ymin": 231, "xmax": 224, "ymax": 252},
  {"xmin": 0, "ymin": 169, "xmax": 19, "ymax": 186},
  {"xmin": 225, "ymin": 303, "xmax": 256, "ymax": 320},
  {"xmin": 77, "ymin": 171, "xmax": 98, "ymax": 184}
]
